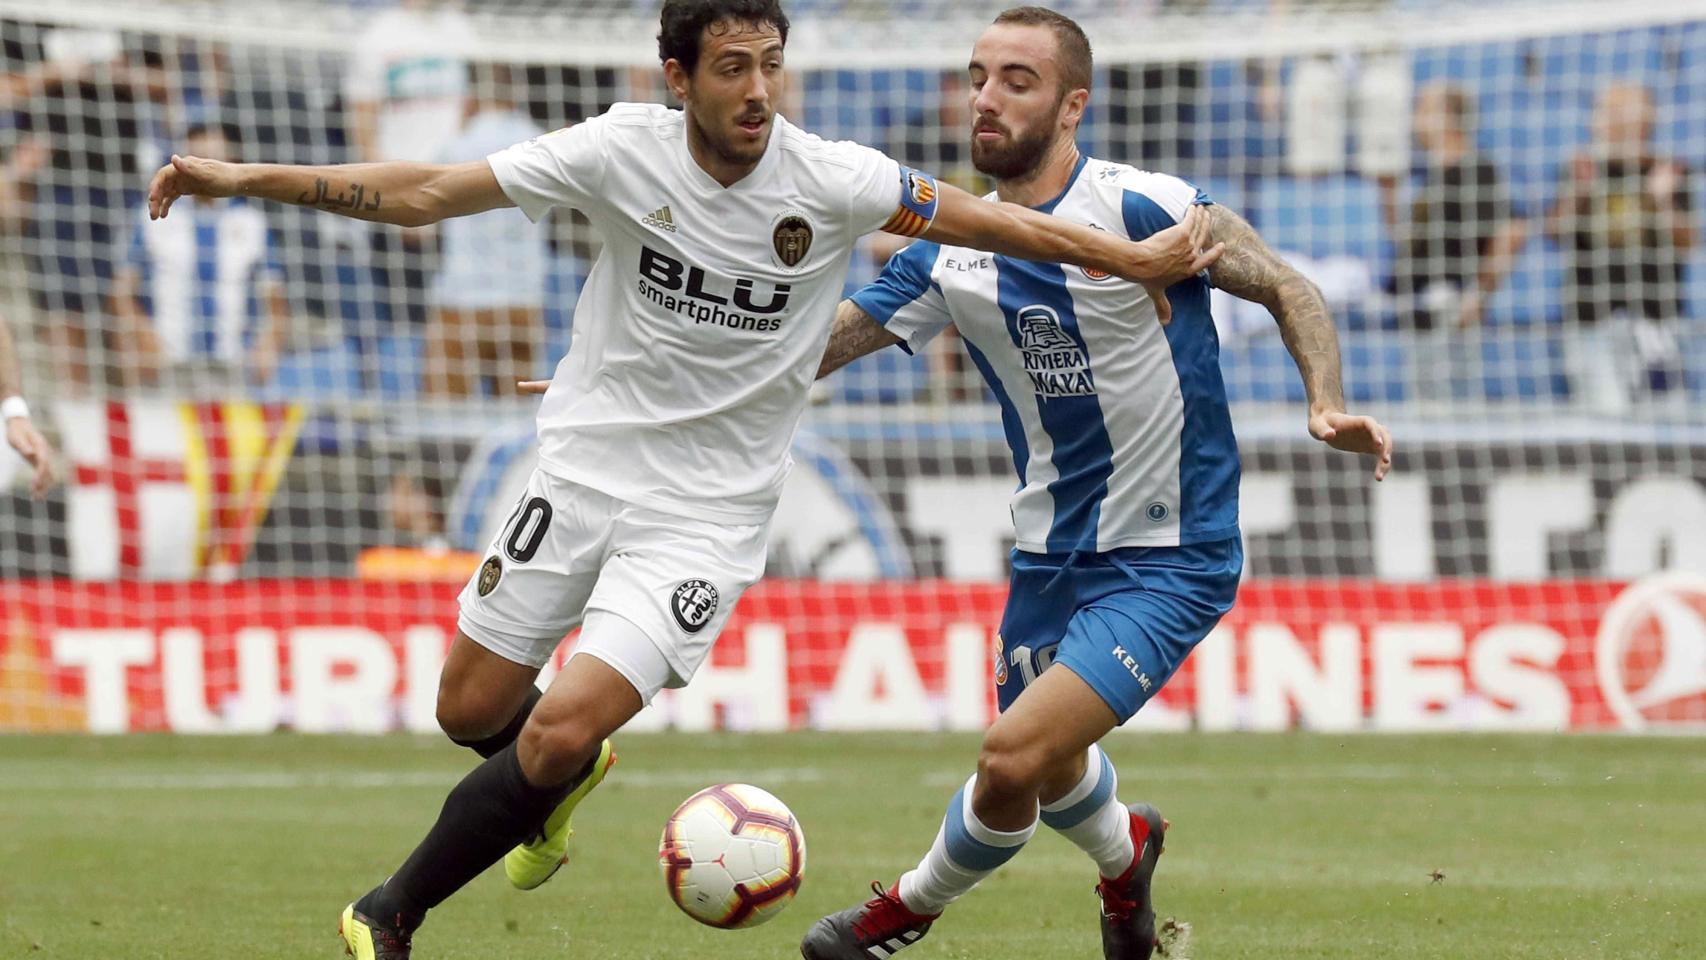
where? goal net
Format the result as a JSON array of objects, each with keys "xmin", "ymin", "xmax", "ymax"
[{"xmin": 2, "ymin": 0, "xmax": 1703, "ymax": 734}]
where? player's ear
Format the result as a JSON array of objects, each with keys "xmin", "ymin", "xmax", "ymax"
[
  {"xmin": 1061, "ymin": 87, "xmax": 1089, "ymax": 130},
  {"xmin": 662, "ymin": 58, "xmax": 690, "ymax": 102}
]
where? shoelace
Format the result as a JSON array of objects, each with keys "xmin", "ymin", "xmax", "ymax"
[
  {"xmin": 1095, "ymin": 878, "xmax": 1138, "ymax": 922},
  {"xmin": 851, "ymin": 881, "xmax": 920, "ymax": 942}
]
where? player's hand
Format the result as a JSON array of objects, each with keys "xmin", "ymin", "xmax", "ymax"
[
  {"xmin": 1128, "ymin": 205, "xmax": 1224, "ymax": 325},
  {"xmin": 1309, "ymin": 409, "xmax": 1393, "ymax": 481},
  {"xmin": 6, "ymin": 415, "xmax": 57, "ymax": 497},
  {"xmin": 517, "ymin": 380, "xmax": 550, "ymax": 395},
  {"xmin": 148, "ymin": 154, "xmax": 242, "ymax": 221}
]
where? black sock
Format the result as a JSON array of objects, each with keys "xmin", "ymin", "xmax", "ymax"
[
  {"xmin": 360, "ymin": 742, "xmax": 593, "ymax": 926},
  {"xmin": 448, "ymin": 686, "xmax": 542, "ymax": 758}
]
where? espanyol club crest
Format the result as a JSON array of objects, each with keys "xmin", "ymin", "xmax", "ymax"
[
  {"xmin": 671, "ymin": 578, "xmax": 721, "ymax": 634},
  {"xmin": 993, "ymin": 634, "xmax": 1008, "ymax": 685}
]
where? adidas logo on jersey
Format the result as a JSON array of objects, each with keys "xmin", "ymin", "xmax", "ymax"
[{"xmin": 642, "ymin": 205, "xmax": 678, "ymax": 233}]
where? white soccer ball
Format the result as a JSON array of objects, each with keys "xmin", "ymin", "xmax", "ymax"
[{"xmin": 658, "ymin": 783, "xmax": 806, "ymax": 929}]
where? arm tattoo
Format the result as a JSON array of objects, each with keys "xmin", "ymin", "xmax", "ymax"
[
  {"xmin": 817, "ymin": 301, "xmax": 902, "ymax": 381},
  {"xmin": 294, "ymin": 177, "xmax": 383, "ymax": 213},
  {"xmin": 1205, "ymin": 204, "xmax": 1345, "ymax": 412}
]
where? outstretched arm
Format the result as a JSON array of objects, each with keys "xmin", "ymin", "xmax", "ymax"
[
  {"xmin": 148, "ymin": 156, "xmax": 511, "ymax": 227},
  {"xmin": 817, "ymin": 301, "xmax": 902, "ymax": 380},
  {"xmin": 1204, "ymin": 204, "xmax": 1392, "ymax": 480},
  {"xmin": 921, "ymin": 180, "xmax": 1222, "ymax": 323},
  {"xmin": 1, "ymin": 311, "xmax": 56, "ymax": 496}
]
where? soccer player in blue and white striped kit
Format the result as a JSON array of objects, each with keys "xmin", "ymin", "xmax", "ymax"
[{"xmin": 801, "ymin": 8, "xmax": 1393, "ymax": 960}]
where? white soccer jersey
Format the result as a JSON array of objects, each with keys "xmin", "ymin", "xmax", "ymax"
[
  {"xmin": 488, "ymin": 103, "xmax": 937, "ymax": 522},
  {"xmin": 852, "ymin": 156, "xmax": 1240, "ymax": 553}
]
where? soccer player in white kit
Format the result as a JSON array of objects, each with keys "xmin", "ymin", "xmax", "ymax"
[{"xmin": 145, "ymin": 2, "xmax": 1219, "ymax": 957}]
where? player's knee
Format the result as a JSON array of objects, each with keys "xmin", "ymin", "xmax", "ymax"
[
  {"xmin": 517, "ymin": 712, "xmax": 602, "ymax": 785},
  {"xmin": 976, "ymin": 732, "xmax": 1049, "ymax": 802},
  {"xmin": 435, "ymin": 682, "xmax": 506, "ymax": 742}
]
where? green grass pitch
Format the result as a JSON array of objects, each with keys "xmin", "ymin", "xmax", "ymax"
[{"xmin": 2, "ymin": 732, "xmax": 1702, "ymax": 959}]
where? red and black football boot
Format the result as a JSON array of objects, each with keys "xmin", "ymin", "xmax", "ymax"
[
  {"xmin": 1095, "ymin": 803, "xmax": 1168, "ymax": 960},
  {"xmin": 800, "ymin": 881, "xmax": 939, "ymax": 960}
]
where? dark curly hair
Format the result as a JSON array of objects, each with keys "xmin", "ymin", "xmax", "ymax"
[{"xmin": 657, "ymin": 0, "xmax": 790, "ymax": 73}]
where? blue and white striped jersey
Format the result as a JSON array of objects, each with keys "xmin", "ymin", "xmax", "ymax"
[{"xmin": 851, "ymin": 156, "xmax": 1240, "ymax": 554}]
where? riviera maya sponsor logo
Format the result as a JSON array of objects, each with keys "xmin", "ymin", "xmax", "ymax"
[{"xmin": 1016, "ymin": 304, "xmax": 1096, "ymax": 397}]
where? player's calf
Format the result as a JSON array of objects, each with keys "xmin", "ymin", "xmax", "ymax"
[
  {"xmin": 505, "ymin": 737, "xmax": 618, "ymax": 890},
  {"xmin": 517, "ymin": 703, "xmax": 612, "ymax": 785},
  {"xmin": 1040, "ymin": 744, "xmax": 1137, "ymax": 878},
  {"xmin": 442, "ymin": 684, "xmax": 541, "ymax": 757}
]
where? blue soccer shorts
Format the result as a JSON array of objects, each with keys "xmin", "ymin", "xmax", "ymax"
[{"xmin": 994, "ymin": 538, "xmax": 1243, "ymax": 723}]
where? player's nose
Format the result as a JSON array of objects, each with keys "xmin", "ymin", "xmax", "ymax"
[{"xmin": 742, "ymin": 74, "xmax": 770, "ymax": 109}]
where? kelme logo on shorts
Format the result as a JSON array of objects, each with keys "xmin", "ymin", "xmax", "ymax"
[
  {"xmin": 671, "ymin": 579, "xmax": 720, "ymax": 634},
  {"xmin": 477, "ymin": 555, "xmax": 502, "ymax": 596}
]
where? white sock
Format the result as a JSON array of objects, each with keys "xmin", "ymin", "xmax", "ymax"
[
  {"xmin": 897, "ymin": 775, "xmax": 1036, "ymax": 915},
  {"xmin": 1039, "ymin": 744, "xmax": 1136, "ymax": 879}
]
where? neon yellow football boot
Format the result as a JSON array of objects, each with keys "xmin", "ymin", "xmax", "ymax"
[
  {"xmin": 504, "ymin": 738, "xmax": 617, "ymax": 890},
  {"xmin": 339, "ymin": 903, "xmax": 412, "ymax": 960}
]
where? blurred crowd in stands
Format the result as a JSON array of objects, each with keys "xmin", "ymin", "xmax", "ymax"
[{"xmin": 0, "ymin": 0, "xmax": 1701, "ymax": 413}]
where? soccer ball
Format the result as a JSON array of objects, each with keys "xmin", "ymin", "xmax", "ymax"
[{"xmin": 658, "ymin": 783, "xmax": 806, "ymax": 929}]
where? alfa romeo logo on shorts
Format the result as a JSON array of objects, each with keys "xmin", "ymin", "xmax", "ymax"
[
  {"xmin": 671, "ymin": 578, "xmax": 720, "ymax": 634},
  {"xmin": 477, "ymin": 555, "xmax": 502, "ymax": 596}
]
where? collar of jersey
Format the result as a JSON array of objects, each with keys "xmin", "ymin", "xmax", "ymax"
[
  {"xmin": 1028, "ymin": 153, "xmax": 1090, "ymax": 214},
  {"xmin": 674, "ymin": 110, "xmax": 786, "ymax": 195}
]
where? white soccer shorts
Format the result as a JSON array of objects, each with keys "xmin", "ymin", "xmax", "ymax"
[{"xmin": 456, "ymin": 469, "xmax": 769, "ymax": 700}]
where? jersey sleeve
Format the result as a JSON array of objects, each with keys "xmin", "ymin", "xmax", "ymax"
[
  {"xmin": 843, "ymin": 143, "xmax": 941, "ymax": 239},
  {"xmin": 486, "ymin": 117, "xmax": 608, "ymax": 223},
  {"xmin": 848, "ymin": 240, "xmax": 952, "ymax": 354},
  {"xmin": 1117, "ymin": 170, "xmax": 1214, "ymax": 241}
]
